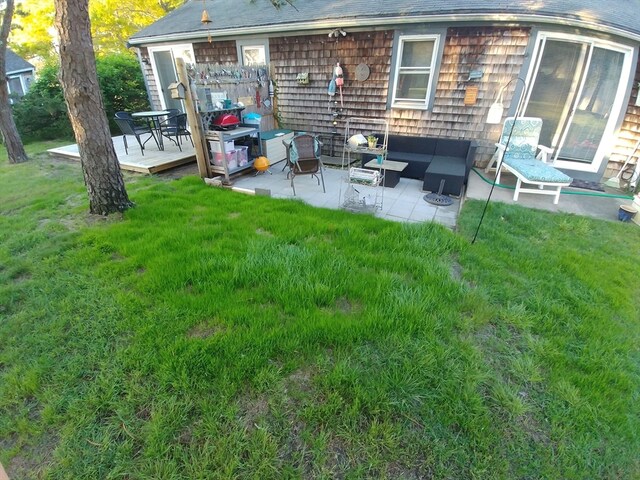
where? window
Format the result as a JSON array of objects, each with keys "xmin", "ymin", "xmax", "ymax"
[
  {"xmin": 236, "ymin": 39, "xmax": 269, "ymax": 66},
  {"xmin": 391, "ymin": 35, "xmax": 439, "ymax": 109}
]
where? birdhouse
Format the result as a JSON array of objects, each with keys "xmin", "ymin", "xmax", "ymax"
[{"xmin": 168, "ymin": 82, "xmax": 186, "ymax": 99}]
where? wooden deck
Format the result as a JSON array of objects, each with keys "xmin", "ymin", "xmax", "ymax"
[{"xmin": 47, "ymin": 134, "xmax": 196, "ymax": 174}]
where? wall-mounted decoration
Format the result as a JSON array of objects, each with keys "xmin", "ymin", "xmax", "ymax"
[
  {"xmin": 467, "ymin": 69, "xmax": 484, "ymax": 81},
  {"xmin": 189, "ymin": 63, "xmax": 270, "ymax": 114},
  {"xmin": 296, "ymin": 72, "xmax": 309, "ymax": 85},
  {"xmin": 464, "ymin": 86, "xmax": 479, "ymax": 105},
  {"xmin": 355, "ymin": 63, "xmax": 370, "ymax": 82}
]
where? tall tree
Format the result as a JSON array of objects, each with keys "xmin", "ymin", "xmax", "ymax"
[
  {"xmin": 54, "ymin": 0, "xmax": 133, "ymax": 215},
  {"xmin": 11, "ymin": 0, "xmax": 185, "ymax": 59},
  {"xmin": 0, "ymin": 0, "xmax": 28, "ymax": 164}
]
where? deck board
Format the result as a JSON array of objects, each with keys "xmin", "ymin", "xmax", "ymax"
[{"xmin": 47, "ymin": 134, "xmax": 196, "ymax": 174}]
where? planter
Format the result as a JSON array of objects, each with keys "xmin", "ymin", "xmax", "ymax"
[{"xmin": 618, "ymin": 204, "xmax": 638, "ymax": 222}]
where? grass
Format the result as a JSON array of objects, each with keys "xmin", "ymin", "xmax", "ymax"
[{"xmin": 1, "ymin": 141, "xmax": 639, "ymax": 479}]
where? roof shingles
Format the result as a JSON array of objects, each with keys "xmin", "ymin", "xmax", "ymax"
[{"xmin": 130, "ymin": 0, "xmax": 640, "ymax": 43}]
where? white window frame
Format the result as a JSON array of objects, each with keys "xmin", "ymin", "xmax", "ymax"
[
  {"xmin": 236, "ymin": 38, "xmax": 270, "ymax": 66},
  {"xmin": 6, "ymin": 70, "xmax": 32, "ymax": 103},
  {"xmin": 522, "ymin": 31, "xmax": 634, "ymax": 174},
  {"xmin": 391, "ymin": 34, "xmax": 440, "ymax": 110},
  {"xmin": 147, "ymin": 43, "xmax": 195, "ymax": 110}
]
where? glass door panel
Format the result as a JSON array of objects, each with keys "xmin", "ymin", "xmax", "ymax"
[
  {"xmin": 524, "ymin": 40, "xmax": 586, "ymax": 150},
  {"xmin": 152, "ymin": 50, "xmax": 183, "ymax": 111},
  {"xmin": 557, "ymin": 47, "xmax": 625, "ymax": 163}
]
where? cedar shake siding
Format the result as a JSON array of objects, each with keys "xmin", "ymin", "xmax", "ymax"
[
  {"xmin": 608, "ymin": 59, "xmax": 640, "ymax": 179},
  {"xmin": 270, "ymin": 27, "xmax": 529, "ymax": 166},
  {"xmin": 136, "ymin": 27, "xmax": 639, "ymax": 175},
  {"xmin": 269, "ymin": 30, "xmax": 392, "ymax": 138}
]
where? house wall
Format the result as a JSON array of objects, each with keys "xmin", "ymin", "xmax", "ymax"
[
  {"xmin": 193, "ymin": 40, "xmax": 238, "ymax": 64},
  {"xmin": 139, "ymin": 47, "xmax": 160, "ymax": 109},
  {"xmin": 607, "ymin": 59, "xmax": 640, "ymax": 179},
  {"xmin": 269, "ymin": 27, "xmax": 529, "ymax": 165},
  {"xmin": 138, "ymin": 25, "xmax": 639, "ymax": 176}
]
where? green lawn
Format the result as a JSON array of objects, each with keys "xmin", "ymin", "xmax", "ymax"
[{"xmin": 1, "ymin": 142, "xmax": 639, "ymax": 479}]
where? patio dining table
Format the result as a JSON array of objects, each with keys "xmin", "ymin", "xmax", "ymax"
[{"xmin": 132, "ymin": 110, "xmax": 170, "ymax": 150}]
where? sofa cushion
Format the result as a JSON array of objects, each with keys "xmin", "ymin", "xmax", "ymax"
[
  {"xmin": 434, "ymin": 138, "xmax": 471, "ymax": 158},
  {"xmin": 428, "ymin": 156, "xmax": 466, "ymax": 175},
  {"xmin": 424, "ymin": 157, "xmax": 467, "ymax": 196},
  {"xmin": 386, "ymin": 151, "xmax": 433, "ymax": 164},
  {"xmin": 389, "ymin": 135, "xmax": 436, "ymax": 155}
]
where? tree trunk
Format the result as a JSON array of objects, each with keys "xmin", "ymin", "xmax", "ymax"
[
  {"xmin": 0, "ymin": 0, "xmax": 28, "ymax": 164},
  {"xmin": 54, "ymin": 0, "xmax": 133, "ymax": 215}
]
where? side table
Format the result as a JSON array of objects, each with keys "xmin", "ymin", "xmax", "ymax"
[{"xmin": 364, "ymin": 159, "xmax": 408, "ymax": 188}]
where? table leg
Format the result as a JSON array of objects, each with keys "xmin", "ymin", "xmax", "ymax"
[{"xmin": 153, "ymin": 117, "xmax": 164, "ymax": 151}]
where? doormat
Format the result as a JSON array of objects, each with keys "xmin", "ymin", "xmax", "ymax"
[{"xmin": 569, "ymin": 179, "xmax": 605, "ymax": 192}]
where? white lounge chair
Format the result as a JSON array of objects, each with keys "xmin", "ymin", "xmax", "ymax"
[{"xmin": 486, "ymin": 117, "xmax": 572, "ymax": 204}]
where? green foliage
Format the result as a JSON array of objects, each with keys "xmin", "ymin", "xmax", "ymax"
[
  {"xmin": 96, "ymin": 52, "xmax": 150, "ymax": 131},
  {"xmin": 12, "ymin": 63, "xmax": 71, "ymax": 141},
  {"xmin": 12, "ymin": 53, "xmax": 149, "ymax": 139}
]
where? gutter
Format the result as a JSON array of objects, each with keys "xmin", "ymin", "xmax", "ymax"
[
  {"xmin": 128, "ymin": 12, "xmax": 640, "ymax": 46},
  {"xmin": 7, "ymin": 68, "xmax": 35, "ymax": 75}
]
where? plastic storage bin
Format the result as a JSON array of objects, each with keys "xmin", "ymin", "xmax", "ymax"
[
  {"xmin": 211, "ymin": 140, "xmax": 235, "ymax": 153},
  {"xmin": 226, "ymin": 149, "xmax": 238, "ymax": 170},
  {"xmin": 243, "ymin": 112, "xmax": 262, "ymax": 130},
  {"xmin": 236, "ymin": 145, "xmax": 249, "ymax": 166}
]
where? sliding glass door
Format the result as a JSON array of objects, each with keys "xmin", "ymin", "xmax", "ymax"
[{"xmin": 523, "ymin": 33, "xmax": 633, "ymax": 173}]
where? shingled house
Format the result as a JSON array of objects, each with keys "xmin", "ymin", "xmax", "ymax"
[
  {"xmin": 6, "ymin": 49, "xmax": 34, "ymax": 102},
  {"xmin": 129, "ymin": 0, "xmax": 640, "ymax": 183}
]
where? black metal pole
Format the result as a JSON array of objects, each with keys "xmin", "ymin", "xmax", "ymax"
[{"xmin": 472, "ymin": 77, "xmax": 527, "ymax": 244}]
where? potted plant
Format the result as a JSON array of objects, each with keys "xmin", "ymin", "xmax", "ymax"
[{"xmin": 367, "ymin": 135, "xmax": 377, "ymax": 149}]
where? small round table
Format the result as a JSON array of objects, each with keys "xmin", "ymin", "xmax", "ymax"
[{"xmin": 132, "ymin": 110, "xmax": 171, "ymax": 150}]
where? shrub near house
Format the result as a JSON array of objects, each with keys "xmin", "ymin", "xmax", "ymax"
[{"xmin": 13, "ymin": 53, "xmax": 149, "ymax": 140}]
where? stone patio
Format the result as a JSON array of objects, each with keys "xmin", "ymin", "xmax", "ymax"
[
  {"xmin": 222, "ymin": 160, "xmax": 636, "ymax": 228},
  {"xmin": 231, "ymin": 160, "xmax": 461, "ymax": 228}
]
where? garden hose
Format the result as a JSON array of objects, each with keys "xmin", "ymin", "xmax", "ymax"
[{"xmin": 471, "ymin": 168, "xmax": 634, "ymax": 200}]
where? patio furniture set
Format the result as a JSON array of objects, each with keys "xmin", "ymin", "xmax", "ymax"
[
  {"xmin": 114, "ymin": 110, "xmax": 193, "ymax": 156},
  {"xmin": 273, "ymin": 115, "xmax": 572, "ymax": 207}
]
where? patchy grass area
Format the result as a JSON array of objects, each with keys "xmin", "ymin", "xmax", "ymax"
[{"xmin": 1, "ymin": 145, "xmax": 639, "ymax": 479}]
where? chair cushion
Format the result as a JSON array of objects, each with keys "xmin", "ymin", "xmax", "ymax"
[{"xmin": 504, "ymin": 156, "xmax": 572, "ymax": 183}]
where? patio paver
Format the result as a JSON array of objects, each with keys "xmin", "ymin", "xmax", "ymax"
[{"xmin": 232, "ymin": 160, "xmax": 462, "ymax": 227}]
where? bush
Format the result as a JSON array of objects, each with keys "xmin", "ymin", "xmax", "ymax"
[
  {"xmin": 96, "ymin": 53, "xmax": 150, "ymax": 131},
  {"xmin": 13, "ymin": 63, "xmax": 72, "ymax": 141},
  {"xmin": 13, "ymin": 52, "xmax": 150, "ymax": 140}
]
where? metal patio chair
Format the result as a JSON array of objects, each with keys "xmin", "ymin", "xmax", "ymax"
[
  {"xmin": 114, "ymin": 115, "xmax": 159, "ymax": 155},
  {"xmin": 286, "ymin": 134, "xmax": 325, "ymax": 195},
  {"xmin": 159, "ymin": 112, "xmax": 193, "ymax": 151}
]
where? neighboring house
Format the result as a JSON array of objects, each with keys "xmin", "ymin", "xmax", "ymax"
[
  {"xmin": 129, "ymin": 0, "xmax": 640, "ymax": 183},
  {"xmin": 6, "ymin": 49, "xmax": 34, "ymax": 102}
]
